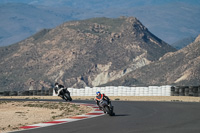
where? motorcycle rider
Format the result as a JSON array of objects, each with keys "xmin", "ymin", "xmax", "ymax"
[
  {"xmin": 95, "ymin": 91, "xmax": 111, "ymax": 110},
  {"xmin": 54, "ymin": 82, "xmax": 69, "ymax": 96}
]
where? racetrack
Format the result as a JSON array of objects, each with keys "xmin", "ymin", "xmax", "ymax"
[{"xmin": 4, "ymin": 99, "xmax": 200, "ymax": 133}]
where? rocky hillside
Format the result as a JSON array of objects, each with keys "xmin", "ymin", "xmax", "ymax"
[
  {"xmin": 104, "ymin": 34, "xmax": 200, "ymax": 86},
  {"xmin": 0, "ymin": 17, "xmax": 176, "ymax": 91}
]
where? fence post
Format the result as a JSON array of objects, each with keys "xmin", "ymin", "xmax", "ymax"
[
  {"xmin": 179, "ymin": 86, "xmax": 185, "ymax": 96},
  {"xmin": 184, "ymin": 86, "xmax": 189, "ymax": 96},
  {"xmin": 171, "ymin": 86, "xmax": 175, "ymax": 96},
  {"xmin": 174, "ymin": 86, "xmax": 179, "ymax": 96},
  {"xmin": 189, "ymin": 86, "xmax": 194, "ymax": 96}
]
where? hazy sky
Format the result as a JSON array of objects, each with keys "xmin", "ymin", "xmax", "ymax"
[{"xmin": 0, "ymin": 0, "xmax": 200, "ymax": 45}]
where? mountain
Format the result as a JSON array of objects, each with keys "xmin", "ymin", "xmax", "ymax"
[
  {"xmin": 0, "ymin": 17, "xmax": 176, "ymax": 91},
  {"xmin": 171, "ymin": 36, "xmax": 196, "ymax": 49},
  {"xmin": 0, "ymin": 0, "xmax": 200, "ymax": 46},
  {"xmin": 104, "ymin": 34, "xmax": 200, "ymax": 86}
]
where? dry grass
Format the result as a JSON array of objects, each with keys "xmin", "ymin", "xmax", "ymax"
[{"xmin": 0, "ymin": 101, "xmax": 92, "ymax": 133}]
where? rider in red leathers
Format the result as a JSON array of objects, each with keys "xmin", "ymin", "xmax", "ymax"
[{"xmin": 95, "ymin": 91, "xmax": 111, "ymax": 110}]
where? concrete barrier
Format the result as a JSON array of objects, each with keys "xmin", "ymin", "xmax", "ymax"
[{"xmin": 0, "ymin": 86, "xmax": 199, "ymax": 97}]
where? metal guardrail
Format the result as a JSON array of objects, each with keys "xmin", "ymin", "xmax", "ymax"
[
  {"xmin": 171, "ymin": 86, "xmax": 200, "ymax": 97},
  {"xmin": 0, "ymin": 89, "xmax": 53, "ymax": 96}
]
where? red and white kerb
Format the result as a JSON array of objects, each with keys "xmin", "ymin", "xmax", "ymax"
[{"xmin": 20, "ymin": 103, "xmax": 104, "ymax": 130}]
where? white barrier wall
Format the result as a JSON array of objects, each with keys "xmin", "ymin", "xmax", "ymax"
[{"xmin": 63, "ymin": 85, "xmax": 172, "ymax": 96}]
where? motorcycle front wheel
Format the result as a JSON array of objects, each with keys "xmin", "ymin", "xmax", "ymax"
[
  {"xmin": 64, "ymin": 93, "xmax": 72, "ymax": 101},
  {"xmin": 105, "ymin": 106, "xmax": 111, "ymax": 115}
]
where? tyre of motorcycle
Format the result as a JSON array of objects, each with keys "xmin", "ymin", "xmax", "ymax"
[
  {"xmin": 104, "ymin": 106, "xmax": 112, "ymax": 116},
  {"xmin": 63, "ymin": 93, "xmax": 72, "ymax": 101},
  {"xmin": 67, "ymin": 93, "xmax": 72, "ymax": 101},
  {"xmin": 68, "ymin": 94, "xmax": 72, "ymax": 101},
  {"xmin": 62, "ymin": 94, "xmax": 68, "ymax": 101},
  {"xmin": 110, "ymin": 106, "xmax": 115, "ymax": 116}
]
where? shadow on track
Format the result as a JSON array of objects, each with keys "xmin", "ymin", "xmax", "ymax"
[{"xmin": 112, "ymin": 114, "xmax": 130, "ymax": 117}]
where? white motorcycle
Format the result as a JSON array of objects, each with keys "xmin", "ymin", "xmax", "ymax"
[{"xmin": 57, "ymin": 88, "xmax": 72, "ymax": 101}]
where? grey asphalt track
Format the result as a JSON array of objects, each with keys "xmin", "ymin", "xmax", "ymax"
[{"xmin": 1, "ymin": 99, "xmax": 200, "ymax": 133}]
